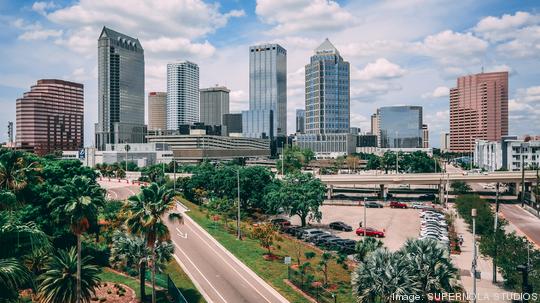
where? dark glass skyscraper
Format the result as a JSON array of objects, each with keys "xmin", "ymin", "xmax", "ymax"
[
  {"xmin": 243, "ymin": 44, "xmax": 287, "ymax": 138},
  {"xmin": 378, "ymin": 106, "xmax": 423, "ymax": 148},
  {"xmin": 95, "ymin": 27, "xmax": 145, "ymax": 150},
  {"xmin": 305, "ymin": 39, "xmax": 350, "ymax": 134}
]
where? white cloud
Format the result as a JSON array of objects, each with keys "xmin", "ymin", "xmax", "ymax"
[
  {"xmin": 474, "ymin": 11, "xmax": 540, "ymax": 42},
  {"xmin": 351, "ymin": 82, "xmax": 402, "ymax": 99},
  {"xmin": 422, "ymin": 86, "xmax": 449, "ymax": 99},
  {"xmin": 354, "ymin": 58, "xmax": 405, "ymax": 80},
  {"xmin": 256, "ymin": 0, "xmax": 354, "ymax": 35},
  {"xmin": 144, "ymin": 37, "xmax": 215, "ymax": 57},
  {"xmin": 19, "ymin": 29, "xmax": 62, "ymax": 40},
  {"xmin": 32, "ymin": 1, "xmax": 57, "ymax": 15}
]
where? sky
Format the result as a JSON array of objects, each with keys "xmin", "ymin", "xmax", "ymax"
[{"xmin": 1, "ymin": 0, "xmax": 540, "ymax": 148}]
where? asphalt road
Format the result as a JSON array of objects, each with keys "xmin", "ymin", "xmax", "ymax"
[
  {"xmin": 100, "ymin": 181, "xmax": 289, "ymax": 303},
  {"xmin": 500, "ymin": 204, "xmax": 540, "ymax": 248}
]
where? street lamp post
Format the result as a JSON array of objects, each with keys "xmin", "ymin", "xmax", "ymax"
[
  {"xmin": 237, "ymin": 169, "xmax": 242, "ymax": 240},
  {"xmin": 363, "ymin": 197, "xmax": 367, "ymax": 237},
  {"xmin": 173, "ymin": 160, "xmax": 177, "ymax": 192},
  {"xmin": 521, "ymin": 143, "xmax": 530, "ymax": 207},
  {"xmin": 493, "ymin": 182, "xmax": 500, "ymax": 283},
  {"xmin": 124, "ymin": 144, "xmax": 130, "ymax": 178},
  {"xmin": 472, "ymin": 208, "xmax": 478, "ymax": 303},
  {"xmin": 517, "ymin": 264, "xmax": 531, "ymax": 303}
]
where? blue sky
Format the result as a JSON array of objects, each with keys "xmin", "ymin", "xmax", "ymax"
[{"xmin": 1, "ymin": 0, "xmax": 540, "ymax": 147}]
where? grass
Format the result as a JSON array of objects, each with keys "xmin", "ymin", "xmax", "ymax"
[
  {"xmin": 165, "ymin": 260, "xmax": 207, "ymax": 303},
  {"xmin": 180, "ymin": 198, "xmax": 356, "ymax": 303},
  {"xmin": 98, "ymin": 268, "xmax": 167, "ymax": 302}
]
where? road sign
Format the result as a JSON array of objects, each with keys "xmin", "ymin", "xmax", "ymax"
[
  {"xmin": 284, "ymin": 256, "xmax": 291, "ymax": 265},
  {"xmin": 78, "ymin": 149, "xmax": 85, "ymax": 160}
]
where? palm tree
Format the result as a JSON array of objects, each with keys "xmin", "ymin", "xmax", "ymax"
[
  {"xmin": 109, "ymin": 231, "xmax": 148, "ymax": 299},
  {"xmin": 0, "ymin": 258, "xmax": 33, "ymax": 300},
  {"xmin": 355, "ymin": 237, "xmax": 383, "ymax": 263},
  {"xmin": 0, "ymin": 151, "xmax": 40, "ymax": 192},
  {"xmin": 50, "ymin": 176, "xmax": 104, "ymax": 303},
  {"xmin": 37, "ymin": 247, "xmax": 101, "ymax": 303},
  {"xmin": 402, "ymin": 239, "xmax": 460, "ymax": 299},
  {"xmin": 125, "ymin": 183, "xmax": 183, "ymax": 303},
  {"xmin": 352, "ymin": 248, "xmax": 419, "ymax": 303}
]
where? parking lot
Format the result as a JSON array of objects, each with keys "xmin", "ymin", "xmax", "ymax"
[{"xmin": 289, "ymin": 204, "xmax": 422, "ymax": 251}]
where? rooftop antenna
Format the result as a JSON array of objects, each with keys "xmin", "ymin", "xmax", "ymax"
[{"xmin": 481, "ymin": 66, "xmax": 484, "ymax": 74}]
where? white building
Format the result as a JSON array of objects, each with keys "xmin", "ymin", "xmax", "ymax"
[
  {"xmin": 440, "ymin": 133, "xmax": 450, "ymax": 152},
  {"xmin": 475, "ymin": 136, "xmax": 540, "ymax": 171},
  {"xmin": 167, "ymin": 61, "xmax": 199, "ymax": 130}
]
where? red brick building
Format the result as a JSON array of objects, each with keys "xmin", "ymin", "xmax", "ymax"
[
  {"xmin": 449, "ymin": 72, "xmax": 508, "ymax": 152},
  {"xmin": 16, "ymin": 79, "xmax": 84, "ymax": 155}
]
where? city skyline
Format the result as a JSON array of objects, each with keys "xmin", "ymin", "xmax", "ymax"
[{"xmin": 1, "ymin": 1, "xmax": 540, "ymax": 147}]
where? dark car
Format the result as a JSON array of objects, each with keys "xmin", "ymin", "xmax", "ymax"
[
  {"xmin": 314, "ymin": 235, "xmax": 338, "ymax": 246},
  {"xmin": 419, "ymin": 193, "xmax": 436, "ymax": 200},
  {"xmin": 336, "ymin": 240, "xmax": 357, "ymax": 254},
  {"xmin": 323, "ymin": 238, "xmax": 347, "ymax": 250},
  {"xmin": 270, "ymin": 218, "xmax": 291, "ymax": 227},
  {"xmin": 329, "ymin": 221, "xmax": 353, "ymax": 231},
  {"xmin": 364, "ymin": 201, "xmax": 383, "ymax": 208},
  {"xmin": 389, "ymin": 201, "xmax": 408, "ymax": 209},
  {"xmin": 282, "ymin": 225, "xmax": 300, "ymax": 235}
]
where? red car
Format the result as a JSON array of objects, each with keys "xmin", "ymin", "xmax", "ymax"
[
  {"xmin": 390, "ymin": 201, "xmax": 408, "ymax": 209},
  {"xmin": 356, "ymin": 227, "xmax": 385, "ymax": 238}
]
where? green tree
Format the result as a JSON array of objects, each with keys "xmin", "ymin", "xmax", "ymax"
[
  {"xmin": 0, "ymin": 258, "xmax": 33, "ymax": 300},
  {"xmin": 265, "ymin": 172, "xmax": 326, "ymax": 226},
  {"xmin": 317, "ymin": 252, "xmax": 333, "ymax": 286},
  {"xmin": 355, "ymin": 237, "xmax": 383, "ymax": 263},
  {"xmin": 451, "ymin": 181, "xmax": 472, "ymax": 194},
  {"xmin": 49, "ymin": 176, "xmax": 104, "ymax": 303},
  {"xmin": 251, "ymin": 223, "xmax": 279, "ymax": 255},
  {"xmin": 125, "ymin": 183, "xmax": 183, "ymax": 303},
  {"xmin": 0, "ymin": 150, "xmax": 41, "ymax": 192},
  {"xmin": 37, "ymin": 247, "xmax": 101, "ymax": 303}
]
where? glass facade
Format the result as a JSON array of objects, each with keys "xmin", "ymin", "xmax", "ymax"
[
  {"xmin": 242, "ymin": 109, "xmax": 273, "ymax": 139},
  {"xmin": 95, "ymin": 27, "xmax": 145, "ymax": 150},
  {"xmin": 305, "ymin": 39, "xmax": 350, "ymax": 135},
  {"xmin": 296, "ymin": 109, "xmax": 305, "ymax": 133},
  {"xmin": 167, "ymin": 61, "xmax": 200, "ymax": 130},
  {"xmin": 378, "ymin": 106, "xmax": 423, "ymax": 148},
  {"xmin": 199, "ymin": 86, "xmax": 230, "ymax": 126},
  {"xmin": 246, "ymin": 44, "xmax": 286, "ymax": 138}
]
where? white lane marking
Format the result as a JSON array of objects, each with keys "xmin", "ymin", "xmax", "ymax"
[
  {"xmin": 176, "ymin": 227, "xmax": 188, "ymax": 239},
  {"xmin": 171, "ymin": 254, "xmax": 214, "ymax": 303},
  {"xmin": 109, "ymin": 190, "xmax": 118, "ymax": 200},
  {"xmin": 182, "ymin": 215, "xmax": 289, "ymax": 303},
  {"xmin": 184, "ymin": 222, "xmax": 274, "ymax": 303},
  {"xmin": 173, "ymin": 241, "xmax": 229, "ymax": 303}
]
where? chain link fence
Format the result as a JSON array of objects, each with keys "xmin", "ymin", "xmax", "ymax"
[{"xmin": 288, "ymin": 267, "xmax": 337, "ymax": 303}]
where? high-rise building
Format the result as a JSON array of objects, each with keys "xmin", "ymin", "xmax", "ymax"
[
  {"xmin": 440, "ymin": 132, "xmax": 450, "ymax": 152},
  {"xmin": 296, "ymin": 39, "xmax": 354, "ymax": 156},
  {"xmin": 167, "ymin": 61, "xmax": 200, "ymax": 130},
  {"xmin": 243, "ymin": 44, "xmax": 287, "ymax": 138},
  {"xmin": 16, "ymin": 79, "xmax": 84, "ymax": 155},
  {"xmin": 422, "ymin": 124, "xmax": 429, "ymax": 148},
  {"xmin": 95, "ymin": 27, "xmax": 145, "ymax": 150},
  {"xmin": 296, "ymin": 109, "xmax": 305, "ymax": 134},
  {"xmin": 305, "ymin": 39, "xmax": 350, "ymax": 134},
  {"xmin": 223, "ymin": 113, "xmax": 243, "ymax": 135},
  {"xmin": 370, "ymin": 113, "xmax": 380, "ymax": 147},
  {"xmin": 199, "ymin": 86, "xmax": 230, "ymax": 126},
  {"xmin": 148, "ymin": 92, "xmax": 167, "ymax": 131},
  {"xmin": 378, "ymin": 106, "xmax": 423, "ymax": 148},
  {"xmin": 449, "ymin": 71, "xmax": 508, "ymax": 152}
]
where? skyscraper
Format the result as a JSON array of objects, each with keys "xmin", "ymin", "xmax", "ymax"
[
  {"xmin": 199, "ymin": 86, "xmax": 230, "ymax": 126},
  {"xmin": 95, "ymin": 27, "xmax": 145, "ymax": 150},
  {"xmin": 305, "ymin": 39, "xmax": 350, "ymax": 134},
  {"xmin": 370, "ymin": 113, "xmax": 380, "ymax": 147},
  {"xmin": 17, "ymin": 79, "xmax": 84, "ymax": 155},
  {"xmin": 243, "ymin": 44, "xmax": 287, "ymax": 138},
  {"xmin": 378, "ymin": 106, "xmax": 423, "ymax": 148},
  {"xmin": 148, "ymin": 92, "xmax": 167, "ymax": 131},
  {"xmin": 296, "ymin": 109, "xmax": 305, "ymax": 134},
  {"xmin": 422, "ymin": 124, "xmax": 429, "ymax": 148},
  {"xmin": 449, "ymin": 71, "xmax": 508, "ymax": 152},
  {"xmin": 167, "ymin": 61, "xmax": 199, "ymax": 130},
  {"xmin": 296, "ymin": 39, "xmax": 355, "ymax": 155}
]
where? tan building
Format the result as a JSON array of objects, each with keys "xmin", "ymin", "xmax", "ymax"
[
  {"xmin": 148, "ymin": 92, "xmax": 167, "ymax": 131},
  {"xmin": 16, "ymin": 79, "xmax": 84, "ymax": 155},
  {"xmin": 370, "ymin": 113, "xmax": 379, "ymax": 146},
  {"xmin": 449, "ymin": 71, "xmax": 508, "ymax": 152}
]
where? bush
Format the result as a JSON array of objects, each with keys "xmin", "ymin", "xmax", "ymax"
[{"xmin": 83, "ymin": 242, "xmax": 110, "ymax": 267}]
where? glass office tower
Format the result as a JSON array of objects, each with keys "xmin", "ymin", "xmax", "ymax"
[
  {"xmin": 95, "ymin": 27, "xmax": 145, "ymax": 150},
  {"xmin": 167, "ymin": 61, "xmax": 200, "ymax": 130},
  {"xmin": 378, "ymin": 106, "xmax": 423, "ymax": 148},
  {"xmin": 243, "ymin": 44, "xmax": 287, "ymax": 138},
  {"xmin": 305, "ymin": 38, "xmax": 350, "ymax": 134}
]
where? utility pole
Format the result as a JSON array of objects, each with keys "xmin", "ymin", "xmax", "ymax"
[
  {"xmin": 173, "ymin": 160, "xmax": 177, "ymax": 192},
  {"xmin": 396, "ymin": 152, "xmax": 399, "ymax": 174},
  {"xmin": 521, "ymin": 143, "xmax": 529, "ymax": 207},
  {"xmin": 363, "ymin": 197, "xmax": 367, "ymax": 237},
  {"xmin": 493, "ymin": 182, "xmax": 500, "ymax": 283},
  {"xmin": 237, "ymin": 169, "xmax": 242, "ymax": 240},
  {"xmin": 281, "ymin": 141, "xmax": 285, "ymax": 176},
  {"xmin": 124, "ymin": 144, "xmax": 130, "ymax": 177},
  {"xmin": 472, "ymin": 208, "xmax": 478, "ymax": 303}
]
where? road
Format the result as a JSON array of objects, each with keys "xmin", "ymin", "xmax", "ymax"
[
  {"xmin": 99, "ymin": 181, "xmax": 289, "ymax": 303},
  {"xmin": 500, "ymin": 204, "xmax": 540, "ymax": 248}
]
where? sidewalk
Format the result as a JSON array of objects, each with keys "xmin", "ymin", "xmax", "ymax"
[{"xmin": 449, "ymin": 205, "xmax": 515, "ymax": 302}]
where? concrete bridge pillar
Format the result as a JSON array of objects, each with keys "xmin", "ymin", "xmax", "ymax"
[
  {"xmin": 327, "ymin": 185, "xmax": 333, "ymax": 200},
  {"xmin": 379, "ymin": 184, "xmax": 387, "ymax": 201},
  {"xmin": 438, "ymin": 183, "xmax": 445, "ymax": 204}
]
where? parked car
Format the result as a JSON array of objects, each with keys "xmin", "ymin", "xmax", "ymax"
[
  {"xmin": 282, "ymin": 225, "xmax": 300, "ymax": 235},
  {"xmin": 300, "ymin": 229, "xmax": 325, "ymax": 240},
  {"xmin": 356, "ymin": 227, "xmax": 385, "ymax": 238},
  {"xmin": 329, "ymin": 221, "xmax": 353, "ymax": 231},
  {"xmin": 270, "ymin": 218, "xmax": 291, "ymax": 227},
  {"xmin": 411, "ymin": 202, "xmax": 432, "ymax": 210},
  {"xmin": 313, "ymin": 234, "xmax": 337, "ymax": 245},
  {"xmin": 389, "ymin": 201, "xmax": 408, "ymax": 209},
  {"xmin": 364, "ymin": 201, "xmax": 383, "ymax": 208}
]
